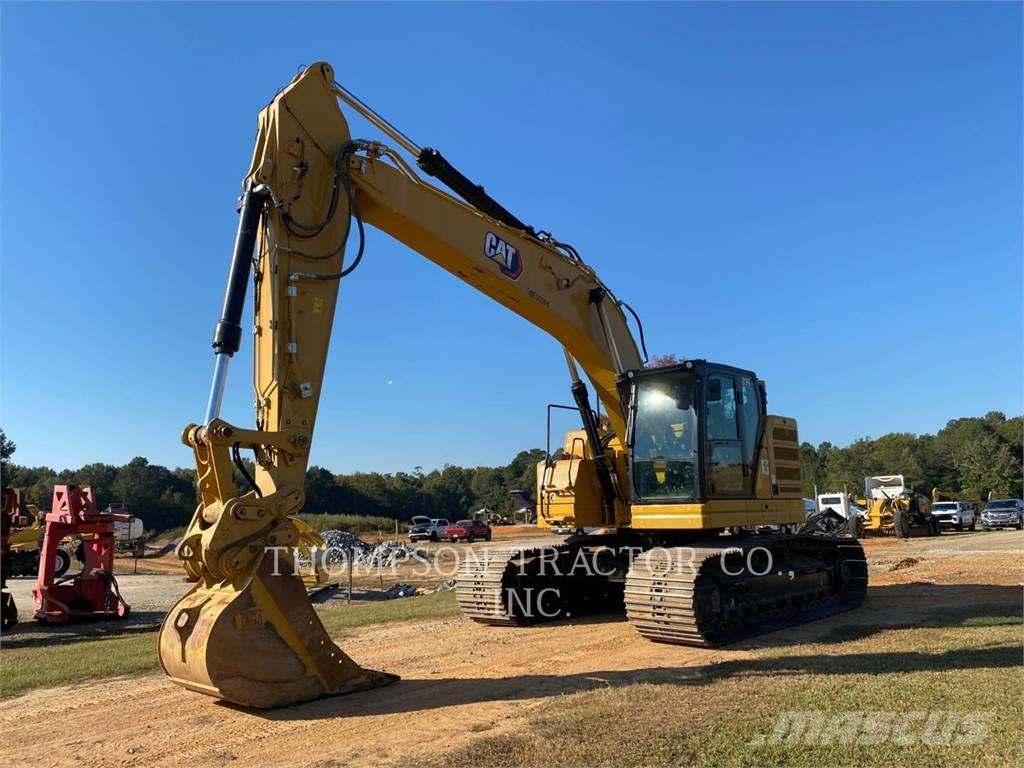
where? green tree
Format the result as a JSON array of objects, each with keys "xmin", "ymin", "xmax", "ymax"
[
  {"xmin": 0, "ymin": 428, "xmax": 15, "ymax": 487},
  {"xmin": 956, "ymin": 434, "xmax": 1020, "ymax": 499},
  {"xmin": 112, "ymin": 457, "xmax": 194, "ymax": 530},
  {"xmin": 75, "ymin": 463, "xmax": 120, "ymax": 509},
  {"xmin": 799, "ymin": 442, "xmax": 824, "ymax": 497}
]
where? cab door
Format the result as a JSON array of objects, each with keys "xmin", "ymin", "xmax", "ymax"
[
  {"xmin": 736, "ymin": 374, "xmax": 763, "ymax": 498},
  {"xmin": 704, "ymin": 373, "xmax": 744, "ymax": 497}
]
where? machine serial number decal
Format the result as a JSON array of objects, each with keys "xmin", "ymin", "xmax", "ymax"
[
  {"xmin": 528, "ymin": 289, "xmax": 550, "ymax": 307},
  {"xmin": 483, "ymin": 232, "xmax": 523, "ymax": 279}
]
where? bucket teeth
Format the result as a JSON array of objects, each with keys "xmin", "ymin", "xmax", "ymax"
[{"xmin": 159, "ymin": 550, "xmax": 397, "ymax": 708}]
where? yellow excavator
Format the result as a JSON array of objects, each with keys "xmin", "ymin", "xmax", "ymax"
[{"xmin": 160, "ymin": 63, "xmax": 868, "ymax": 708}]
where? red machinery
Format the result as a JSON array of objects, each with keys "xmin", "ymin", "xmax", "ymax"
[{"xmin": 32, "ymin": 485, "xmax": 130, "ymax": 624}]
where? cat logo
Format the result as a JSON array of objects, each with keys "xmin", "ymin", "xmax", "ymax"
[{"xmin": 483, "ymin": 232, "xmax": 523, "ymax": 279}]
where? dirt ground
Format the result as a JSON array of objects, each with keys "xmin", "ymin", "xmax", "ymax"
[{"xmin": 1, "ymin": 530, "xmax": 1021, "ymax": 768}]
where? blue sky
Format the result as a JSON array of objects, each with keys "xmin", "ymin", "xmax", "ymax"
[{"xmin": 2, "ymin": 2, "xmax": 1021, "ymax": 472}]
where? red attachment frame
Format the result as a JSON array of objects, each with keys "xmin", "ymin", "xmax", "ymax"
[{"xmin": 32, "ymin": 485, "xmax": 131, "ymax": 624}]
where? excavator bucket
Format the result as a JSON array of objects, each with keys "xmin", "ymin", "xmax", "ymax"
[{"xmin": 159, "ymin": 550, "xmax": 396, "ymax": 708}]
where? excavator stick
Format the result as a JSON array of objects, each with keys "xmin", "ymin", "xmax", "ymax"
[
  {"xmin": 157, "ymin": 62, "xmax": 399, "ymax": 708},
  {"xmin": 159, "ymin": 548, "xmax": 396, "ymax": 709}
]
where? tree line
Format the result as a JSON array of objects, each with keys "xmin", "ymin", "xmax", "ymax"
[
  {"xmin": 0, "ymin": 428, "xmax": 545, "ymax": 532},
  {"xmin": 2, "ymin": 412, "xmax": 1020, "ymax": 533},
  {"xmin": 799, "ymin": 411, "xmax": 1022, "ymax": 500}
]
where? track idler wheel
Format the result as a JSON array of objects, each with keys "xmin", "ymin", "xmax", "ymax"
[{"xmin": 159, "ymin": 550, "xmax": 396, "ymax": 708}]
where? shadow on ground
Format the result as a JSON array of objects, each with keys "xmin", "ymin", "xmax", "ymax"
[
  {"xmin": 232, "ymin": 581, "xmax": 1021, "ymax": 721},
  {"xmin": 244, "ymin": 643, "xmax": 1019, "ymax": 722},
  {"xmin": 1, "ymin": 610, "xmax": 165, "ymax": 648}
]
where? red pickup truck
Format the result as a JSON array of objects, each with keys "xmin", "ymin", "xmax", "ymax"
[{"xmin": 444, "ymin": 520, "xmax": 492, "ymax": 543}]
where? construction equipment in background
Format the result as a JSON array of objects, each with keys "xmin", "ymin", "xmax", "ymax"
[
  {"xmin": 816, "ymin": 491, "xmax": 868, "ymax": 523},
  {"xmin": 160, "ymin": 62, "xmax": 866, "ymax": 709},
  {"xmin": 536, "ymin": 429, "xmax": 588, "ymax": 534},
  {"xmin": 8, "ymin": 501, "xmax": 73, "ymax": 578},
  {"xmin": 6, "ymin": 499, "xmax": 142, "ymax": 578},
  {"xmin": 33, "ymin": 485, "xmax": 131, "ymax": 624},
  {"xmin": 859, "ymin": 475, "xmax": 939, "ymax": 537},
  {"xmin": 799, "ymin": 491, "xmax": 864, "ymax": 537},
  {"xmin": 108, "ymin": 503, "xmax": 146, "ymax": 557},
  {"xmin": 1, "ymin": 488, "xmax": 32, "ymax": 629}
]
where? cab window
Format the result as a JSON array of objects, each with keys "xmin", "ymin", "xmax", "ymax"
[
  {"xmin": 706, "ymin": 374, "xmax": 743, "ymax": 496},
  {"xmin": 631, "ymin": 373, "xmax": 698, "ymax": 500}
]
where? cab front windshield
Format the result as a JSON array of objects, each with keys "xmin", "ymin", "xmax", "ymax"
[{"xmin": 631, "ymin": 373, "xmax": 697, "ymax": 500}]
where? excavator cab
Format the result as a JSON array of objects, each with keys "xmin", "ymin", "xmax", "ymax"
[
  {"xmin": 627, "ymin": 363, "xmax": 700, "ymax": 502},
  {"xmin": 626, "ymin": 360, "xmax": 764, "ymax": 504},
  {"xmin": 622, "ymin": 360, "xmax": 806, "ymax": 531}
]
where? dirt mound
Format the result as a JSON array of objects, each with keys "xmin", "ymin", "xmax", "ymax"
[{"xmin": 889, "ymin": 557, "xmax": 921, "ymax": 571}]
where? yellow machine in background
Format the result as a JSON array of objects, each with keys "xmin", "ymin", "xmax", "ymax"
[
  {"xmin": 536, "ymin": 429, "xmax": 589, "ymax": 533},
  {"xmin": 6, "ymin": 500, "xmax": 74, "ymax": 578},
  {"xmin": 160, "ymin": 63, "xmax": 867, "ymax": 709},
  {"xmin": 858, "ymin": 475, "xmax": 938, "ymax": 537},
  {"xmin": 7, "ymin": 502, "xmax": 41, "ymax": 549}
]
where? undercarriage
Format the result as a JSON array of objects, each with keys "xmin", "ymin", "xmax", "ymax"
[{"xmin": 457, "ymin": 532, "xmax": 867, "ymax": 645}]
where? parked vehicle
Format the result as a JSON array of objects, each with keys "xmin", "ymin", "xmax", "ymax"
[
  {"xmin": 815, "ymin": 492, "xmax": 869, "ymax": 522},
  {"xmin": 109, "ymin": 503, "xmax": 146, "ymax": 556},
  {"xmin": 445, "ymin": 519, "xmax": 492, "ymax": 543},
  {"xmin": 408, "ymin": 518, "xmax": 451, "ymax": 542},
  {"xmin": 980, "ymin": 499, "xmax": 1024, "ymax": 530},
  {"xmin": 930, "ymin": 501, "xmax": 976, "ymax": 531}
]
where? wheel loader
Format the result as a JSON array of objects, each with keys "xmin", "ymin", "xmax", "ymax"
[{"xmin": 159, "ymin": 63, "xmax": 867, "ymax": 708}]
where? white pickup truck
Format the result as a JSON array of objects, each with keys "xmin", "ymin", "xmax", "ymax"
[
  {"xmin": 408, "ymin": 517, "xmax": 451, "ymax": 542},
  {"xmin": 930, "ymin": 501, "xmax": 977, "ymax": 531}
]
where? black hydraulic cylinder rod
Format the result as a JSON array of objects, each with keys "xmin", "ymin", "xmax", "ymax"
[
  {"xmin": 212, "ymin": 187, "xmax": 269, "ymax": 356},
  {"xmin": 570, "ymin": 380, "xmax": 618, "ymax": 523},
  {"xmin": 417, "ymin": 147, "xmax": 533, "ymax": 235}
]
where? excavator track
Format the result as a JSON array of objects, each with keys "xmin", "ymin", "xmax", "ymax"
[
  {"xmin": 456, "ymin": 546, "xmax": 536, "ymax": 626},
  {"xmin": 624, "ymin": 535, "xmax": 867, "ymax": 646},
  {"xmin": 457, "ymin": 543, "xmax": 622, "ymax": 626}
]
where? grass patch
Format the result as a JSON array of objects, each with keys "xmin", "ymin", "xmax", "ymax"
[
  {"xmin": 427, "ymin": 621, "xmax": 1023, "ymax": 768},
  {"xmin": 319, "ymin": 590, "xmax": 460, "ymax": 634},
  {"xmin": 0, "ymin": 591, "xmax": 458, "ymax": 699},
  {"xmin": 1, "ymin": 632, "xmax": 157, "ymax": 699}
]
